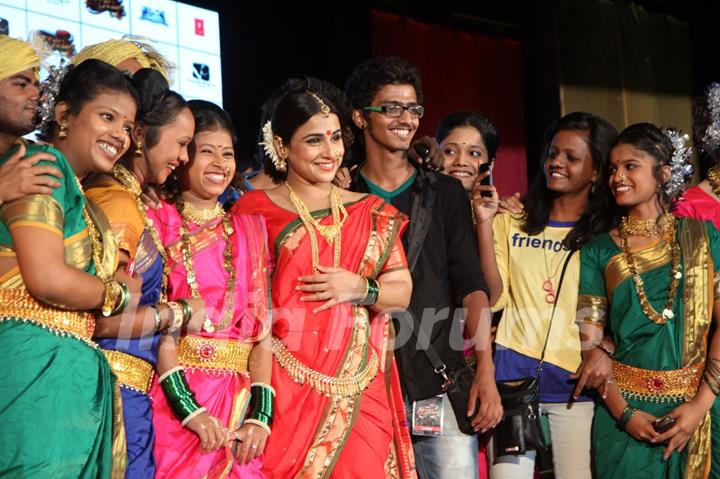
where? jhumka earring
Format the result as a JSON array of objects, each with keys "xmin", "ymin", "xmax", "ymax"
[
  {"xmin": 135, "ymin": 139, "xmax": 144, "ymax": 157},
  {"xmin": 58, "ymin": 123, "xmax": 68, "ymax": 139}
]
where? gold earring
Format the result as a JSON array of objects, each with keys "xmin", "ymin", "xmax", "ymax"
[
  {"xmin": 135, "ymin": 140, "xmax": 143, "ymax": 157},
  {"xmin": 58, "ymin": 123, "xmax": 68, "ymax": 139}
]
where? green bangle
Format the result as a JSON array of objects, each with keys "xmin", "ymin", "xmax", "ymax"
[
  {"xmin": 110, "ymin": 282, "xmax": 130, "ymax": 316},
  {"xmin": 363, "ymin": 278, "xmax": 380, "ymax": 306},
  {"xmin": 160, "ymin": 369, "xmax": 202, "ymax": 421},
  {"xmin": 616, "ymin": 405, "xmax": 638, "ymax": 431},
  {"xmin": 177, "ymin": 298, "xmax": 193, "ymax": 327},
  {"xmin": 249, "ymin": 383, "xmax": 275, "ymax": 426}
]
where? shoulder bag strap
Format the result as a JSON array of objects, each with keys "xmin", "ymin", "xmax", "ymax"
[{"xmin": 535, "ymin": 248, "xmax": 576, "ymax": 377}]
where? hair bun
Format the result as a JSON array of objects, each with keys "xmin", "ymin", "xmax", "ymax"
[{"xmin": 131, "ymin": 67, "xmax": 169, "ymax": 117}]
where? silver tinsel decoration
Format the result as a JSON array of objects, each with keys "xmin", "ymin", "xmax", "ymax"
[
  {"xmin": 35, "ymin": 60, "xmax": 71, "ymax": 137},
  {"xmin": 703, "ymin": 82, "xmax": 720, "ymax": 153},
  {"xmin": 662, "ymin": 128, "xmax": 693, "ymax": 201}
]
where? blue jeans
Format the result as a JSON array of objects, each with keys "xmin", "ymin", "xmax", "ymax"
[{"xmin": 410, "ymin": 394, "xmax": 479, "ymax": 479}]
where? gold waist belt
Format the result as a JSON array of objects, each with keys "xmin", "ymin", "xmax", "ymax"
[
  {"xmin": 272, "ymin": 336, "xmax": 379, "ymax": 398},
  {"xmin": 103, "ymin": 349, "xmax": 154, "ymax": 394},
  {"xmin": 177, "ymin": 336, "xmax": 252, "ymax": 375},
  {"xmin": 613, "ymin": 361, "xmax": 702, "ymax": 403},
  {"xmin": 0, "ymin": 288, "xmax": 95, "ymax": 346}
]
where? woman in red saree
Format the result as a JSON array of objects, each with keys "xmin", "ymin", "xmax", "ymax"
[{"xmin": 232, "ymin": 78, "xmax": 416, "ymax": 478}]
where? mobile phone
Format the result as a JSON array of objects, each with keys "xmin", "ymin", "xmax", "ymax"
[
  {"xmin": 478, "ymin": 163, "xmax": 493, "ymax": 197},
  {"xmin": 653, "ymin": 416, "xmax": 676, "ymax": 433}
]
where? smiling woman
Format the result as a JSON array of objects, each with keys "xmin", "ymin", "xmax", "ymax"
[
  {"xmin": 148, "ymin": 100, "xmax": 273, "ymax": 478},
  {"xmin": 436, "ymin": 111, "xmax": 499, "ymax": 194},
  {"xmin": 0, "ymin": 59, "xmax": 142, "ymax": 477},
  {"xmin": 473, "ymin": 112, "xmax": 617, "ymax": 478},
  {"xmin": 232, "ymin": 77, "xmax": 415, "ymax": 479},
  {"xmin": 578, "ymin": 122, "xmax": 720, "ymax": 478}
]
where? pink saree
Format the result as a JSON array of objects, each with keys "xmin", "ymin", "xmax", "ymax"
[{"xmin": 148, "ymin": 200, "xmax": 271, "ymax": 479}]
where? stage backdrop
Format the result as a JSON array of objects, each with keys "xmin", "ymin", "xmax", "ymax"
[{"xmin": 371, "ymin": 9, "xmax": 527, "ymax": 196}]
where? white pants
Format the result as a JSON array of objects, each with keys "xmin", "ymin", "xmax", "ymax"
[{"xmin": 490, "ymin": 401, "xmax": 594, "ymax": 479}]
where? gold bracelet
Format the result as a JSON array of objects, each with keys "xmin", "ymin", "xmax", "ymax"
[
  {"xmin": 166, "ymin": 301, "xmax": 184, "ymax": 333},
  {"xmin": 101, "ymin": 280, "xmax": 122, "ymax": 317}
]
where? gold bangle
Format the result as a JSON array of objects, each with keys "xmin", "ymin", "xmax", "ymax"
[
  {"xmin": 101, "ymin": 280, "xmax": 122, "ymax": 317},
  {"xmin": 166, "ymin": 301, "xmax": 184, "ymax": 333}
]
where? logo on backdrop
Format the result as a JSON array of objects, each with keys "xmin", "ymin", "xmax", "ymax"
[
  {"xmin": 86, "ymin": 0, "xmax": 126, "ymax": 19},
  {"xmin": 192, "ymin": 62, "xmax": 210, "ymax": 82},
  {"xmin": 0, "ymin": 18, "xmax": 8, "ymax": 36},
  {"xmin": 140, "ymin": 7, "xmax": 168, "ymax": 26},
  {"xmin": 37, "ymin": 30, "xmax": 76, "ymax": 58},
  {"xmin": 194, "ymin": 18, "xmax": 204, "ymax": 36}
]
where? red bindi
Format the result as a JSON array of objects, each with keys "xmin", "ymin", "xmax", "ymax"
[{"xmin": 326, "ymin": 130, "xmax": 332, "ymax": 136}]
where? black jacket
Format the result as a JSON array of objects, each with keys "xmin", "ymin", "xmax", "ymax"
[{"xmin": 351, "ymin": 168, "xmax": 489, "ymax": 401}]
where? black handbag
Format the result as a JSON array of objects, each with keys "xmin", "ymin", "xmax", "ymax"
[
  {"xmin": 405, "ymin": 308, "xmax": 479, "ymax": 435},
  {"xmin": 493, "ymin": 250, "xmax": 575, "ymax": 456}
]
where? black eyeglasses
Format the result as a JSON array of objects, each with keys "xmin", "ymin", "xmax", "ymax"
[{"xmin": 363, "ymin": 104, "xmax": 424, "ymax": 118}]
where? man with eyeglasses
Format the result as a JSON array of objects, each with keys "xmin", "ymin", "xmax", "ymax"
[{"xmin": 345, "ymin": 56, "xmax": 501, "ymax": 479}]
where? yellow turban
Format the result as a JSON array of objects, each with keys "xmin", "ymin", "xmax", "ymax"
[
  {"xmin": 71, "ymin": 38, "xmax": 172, "ymax": 80},
  {"xmin": 0, "ymin": 35, "xmax": 40, "ymax": 81}
]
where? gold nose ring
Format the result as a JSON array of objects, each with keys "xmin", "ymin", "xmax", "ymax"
[{"xmin": 619, "ymin": 173, "xmax": 627, "ymax": 181}]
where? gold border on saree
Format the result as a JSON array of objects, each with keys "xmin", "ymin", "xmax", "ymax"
[
  {"xmin": 103, "ymin": 349, "xmax": 155, "ymax": 394},
  {"xmin": 0, "ymin": 288, "xmax": 96, "ymax": 347},
  {"xmin": 613, "ymin": 361, "xmax": 702, "ymax": 403},
  {"xmin": 272, "ymin": 336, "xmax": 379, "ymax": 398},
  {"xmin": 178, "ymin": 335, "xmax": 251, "ymax": 375}
]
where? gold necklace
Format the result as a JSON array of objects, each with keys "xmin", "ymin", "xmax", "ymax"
[
  {"xmin": 619, "ymin": 213, "xmax": 675, "ymax": 238},
  {"xmin": 285, "ymin": 182, "xmax": 347, "ymax": 272},
  {"xmin": 707, "ymin": 166, "xmax": 720, "ymax": 198},
  {"xmin": 619, "ymin": 216, "xmax": 682, "ymax": 325},
  {"xmin": 75, "ymin": 177, "xmax": 111, "ymax": 282},
  {"xmin": 111, "ymin": 164, "xmax": 169, "ymax": 302},
  {"xmin": 177, "ymin": 199, "xmax": 235, "ymax": 333},
  {"xmin": 181, "ymin": 201, "xmax": 225, "ymax": 225}
]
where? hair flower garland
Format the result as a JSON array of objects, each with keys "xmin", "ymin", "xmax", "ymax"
[{"xmin": 259, "ymin": 120, "xmax": 285, "ymax": 172}]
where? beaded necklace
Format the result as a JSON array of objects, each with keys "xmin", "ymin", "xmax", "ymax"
[
  {"xmin": 285, "ymin": 182, "xmax": 347, "ymax": 272},
  {"xmin": 111, "ymin": 164, "xmax": 169, "ymax": 302},
  {"xmin": 618, "ymin": 214, "xmax": 681, "ymax": 325},
  {"xmin": 75, "ymin": 177, "xmax": 111, "ymax": 282},
  {"xmin": 176, "ymin": 199, "xmax": 235, "ymax": 333}
]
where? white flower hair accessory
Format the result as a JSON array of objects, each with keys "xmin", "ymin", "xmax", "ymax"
[
  {"xmin": 662, "ymin": 128, "xmax": 694, "ymax": 201},
  {"xmin": 259, "ymin": 120, "xmax": 286, "ymax": 172},
  {"xmin": 703, "ymin": 83, "xmax": 720, "ymax": 153}
]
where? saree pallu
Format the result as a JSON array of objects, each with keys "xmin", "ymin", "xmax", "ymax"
[
  {"xmin": 0, "ymin": 145, "xmax": 117, "ymax": 478},
  {"xmin": 87, "ymin": 180, "xmax": 163, "ymax": 479},
  {"xmin": 232, "ymin": 191, "xmax": 416, "ymax": 479},
  {"xmin": 149, "ymin": 202, "xmax": 270, "ymax": 479},
  {"xmin": 675, "ymin": 185, "xmax": 720, "ymax": 478},
  {"xmin": 578, "ymin": 218, "xmax": 720, "ymax": 478}
]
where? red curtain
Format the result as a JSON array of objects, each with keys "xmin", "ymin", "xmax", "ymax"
[{"xmin": 372, "ymin": 10, "xmax": 527, "ymax": 196}]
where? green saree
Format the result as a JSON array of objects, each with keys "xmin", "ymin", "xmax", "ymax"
[
  {"xmin": 578, "ymin": 218, "xmax": 720, "ymax": 479},
  {"xmin": 0, "ymin": 145, "xmax": 117, "ymax": 478}
]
